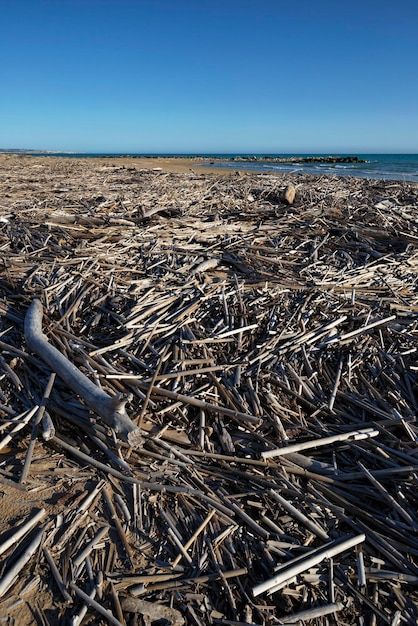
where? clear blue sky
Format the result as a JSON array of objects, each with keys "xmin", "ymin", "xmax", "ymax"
[{"xmin": 1, "ymin": 0, "xmax": 417, "ymax": 153}]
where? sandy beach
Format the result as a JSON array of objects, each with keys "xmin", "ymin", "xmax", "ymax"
[
  {"xmin": 0, "ymin": 153, "xmax": 241, "ymax": 175},
  {"xmin": 1, "ymin": 154, "xmax": 418, "ymax": 624},
  {"xmin": 80, "ymin": 154, "xmax": 231, "ymax": 175},
  {"xmin": 98, "ymin": 155, "xmax": 237, "ymax": 175}
]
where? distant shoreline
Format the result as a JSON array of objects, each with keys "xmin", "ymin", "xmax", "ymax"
[{"xmin": 1, "ymin": 151, "xmax": 417, "ymax": 181}]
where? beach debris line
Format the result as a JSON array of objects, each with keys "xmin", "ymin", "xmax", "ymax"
[{"xmin": 0, "ymin": 153, "xmax": 418, "ymax": 624}]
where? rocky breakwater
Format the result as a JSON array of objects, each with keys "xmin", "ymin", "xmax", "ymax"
[{"xmin": 227, "ymin": 155, "xmax": 366, "ymax": 163}]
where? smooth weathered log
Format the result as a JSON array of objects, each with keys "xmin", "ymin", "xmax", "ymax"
[{"xmin": 24, "ymin": 299, "xmax": 142, "ymax": 446}]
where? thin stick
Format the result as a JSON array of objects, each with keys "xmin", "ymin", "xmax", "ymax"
[
  {"xmin": 69, "ymin": 582, "xmax": 125, "ymax": 626},
  {"xmin": 137, "ymin": 345, "xmax": 168, "ymax": 429},
  {"xmin": 338, "ymin": 315, "xmax": 396, "ymax": 343},
  {"xmin": 261, "ymin": 427, "xmax": 379, "ymax": 459},
  {"xmin": 72, "ymin": 525, "xmax": 110, "ymax": 568},
  {"xmin": 110, "ymin": 582, "xmax": 126, "ymax": 626},
  {"xmin": 70, "ymin": 586, "xmax": 97, "ymax": 626},
  {"xmin": 0, "ymin": 528, "xmax": 44, "ymax": 598},
  {"xmin": 0, "ymin": 508, "xmax": 46, "ymax": 557},
  {"xmin": 328, "ymin": 358, "xmax": 343, "ymax": 411},
  {"xmin": 0, "ymin": 405, "xmax": 39, "ymax": 451},
  {"xmin": 103, "ymin": 485, "xmax": 134, "ymax": 567},
  {"xmin": 279, "ymin": 602, "xmax": 344, "ymax": 623},
  {"xmin": 20, "ymin": 373, "xmax": 56, "ymax": 483},
  {"xmin": 168, "ymin": 528, "xmax": 194, "ymax": 565},
  {"xmin": 252, "ymin": 534, "xmax": 365, "ymax": 596},
  {"xmin": 172, "ymin": 510, "xmax": 216, "ymax": 568},
  {"xmin": 269, "ymin": 490, "xmax": 329, "ymax": 540},
  {"xmin": 137, "ymin": 382, "xmax": 260, "ymax": 424},
  {"xmin": 43, "ymin": 546, "xmax": 72, "ymax": 603}
]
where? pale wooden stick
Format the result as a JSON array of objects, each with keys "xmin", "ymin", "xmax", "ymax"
[
  {"xmin": 279, "ymin": 601, "xmax": 344, "ymax": 623},
  {"xmin": 103, "ymin": 485, "xmax": 134, "ymax": 567},
  {"xmin": 181, "ymin": 449, "xmax": 268, "ymax": 467},
  {"xmin": 0, "ymin": 508, "xmax": 46, "ymax": 557},
  {"xmin": 132, "ymin": 482, "xmax": 142, "ymax": 535},
  {"xmin": 139, "ymin": 567, "xmax": 248, "ymax": 592},
  {"xmin": 119, "ymin": 596, "xmax": 185, "ymax": 624},
  {"xmin": 0, "ymin": 475, "xmax": 29, "ymax": 491},
  {"xmin": 269, "ymin": 490, "xmax": 329, "ymax": 540},
  {"xmin": 0, "ymin": 405, "xmax": 39, "ymax": 450},
  {"xmin": 199, "ymin": 409, "xmax": 205, "ymax": 449},
  {"xmin": 226, "ymin": 501, "xmax": 269, "ymax": 540},
  {"xmin": 357, "ymin": 547, "xmax": 367, "ymax": 587},
  {"xmin": 114, "ymin": 493, "xmax": 131, "ymax": 528},
  {"xmin": 137, "ymin": 344, "xmax": 169, "ymax": 428},
  {"xmin": 0, "ymin": 528, "xmax": 44, "ymax": 598},
  {"xmin": 252, "ymin": 534, "xmax": 365, "ymax": 596},
  {"xmin": 338, "ymin": 315, "xmax": 396, "ymax": 343},
  {"xmin": 215, "ymin": 323, "xmax": 258, "ymax": 339},
  {"xmin": 160, "ymin": 509, "xmax": 183, "ymax": 541},
  {"xmin": 168, "ymin": 528, "xmax": 194, "ymax": 565},
  {"xmin": 172, "ymin": 510, "xmax": 216, "ymax": 568},
  {"xmin": 43, "ymin": 546, "xmax": 72, "ymax": 603},
  {"xmin": 107, "ymin": 365, "xmax": 232, "ymax": 382},
  {"xmin": 70, "ymin": 585, "xmax": 97, "ymax": 626},
  {"xmin": 328, "ymin": 357, "xmax": 343, "ymax": 411},
  {"xmin": 109, "ymin": 582, "xmax": 126, "ymax": 626},
  {"xmin": 72, "ymin": 525, "xmax": 109, "ymax": 568},
  {"xmin": 55, "ymin": 511, "xmax": 89, "ymax": 552},
  {"xmin": 69, "ymin": 582, "xmax": 124, "ymax": 626},
  {"xmin": 262, "ymin": 427, "xmax": 379, "ymax": 459},
  {"xmin": 76, "ymin": 480, "xmax": 106, "ymax": 515},
  {"xmin": 138, "ymin": 382, "xmax": 259, "ymax": 424},
  {"xmin": 41, "ymin": 410, "xmax": 55, "ymax": 440}
]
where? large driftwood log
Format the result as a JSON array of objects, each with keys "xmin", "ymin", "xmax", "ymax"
[{"xmin": 24, "ymin": 299, "xmax": 142, "ymax": 447}]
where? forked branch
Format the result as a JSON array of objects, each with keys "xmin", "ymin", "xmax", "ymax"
[{"xmin": 24, "ymin": 299, "xmax": 142, "ymax": 447}]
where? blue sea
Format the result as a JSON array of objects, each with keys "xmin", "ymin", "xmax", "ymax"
[
  {"xmin": 198, "ymin": 154, "xmax": 418, "ymax": 182},
  {"xmin": 26, "ymin": 152, "xmax": 418, "ymax": 182}
]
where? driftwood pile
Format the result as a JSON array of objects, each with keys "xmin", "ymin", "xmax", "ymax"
[{"xmin": 1, "ymin": 154, "xmax": 418, "ymax": 625}]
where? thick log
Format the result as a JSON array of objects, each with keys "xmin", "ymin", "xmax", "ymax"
[{"xmin": 24, "ymin": 299, "xmax": 142, "ymax": 447}]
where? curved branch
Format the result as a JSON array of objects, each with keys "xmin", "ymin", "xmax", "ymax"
[{"xmin": 24, "ymin": 299, "xmax": 142, "ymax": 447}]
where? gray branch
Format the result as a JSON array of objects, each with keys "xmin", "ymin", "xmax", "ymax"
[{"xmin": 24, "ymin": 299, "xmax": 142, "ymax": 447}]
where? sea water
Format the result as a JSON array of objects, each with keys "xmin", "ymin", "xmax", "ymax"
[{"xmin": 200, "ymin": 154, "xmax": 418, "ymax": 182}]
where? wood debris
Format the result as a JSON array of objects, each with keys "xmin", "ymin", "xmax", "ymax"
[{"xmin": 0, "ymin": 154, "xmax": 418, "ymax": 624}]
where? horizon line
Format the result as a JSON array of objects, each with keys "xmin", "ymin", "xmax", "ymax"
[{"xmin": 1, "ymin": 148, "xmax": 417, "ymax": 155}]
